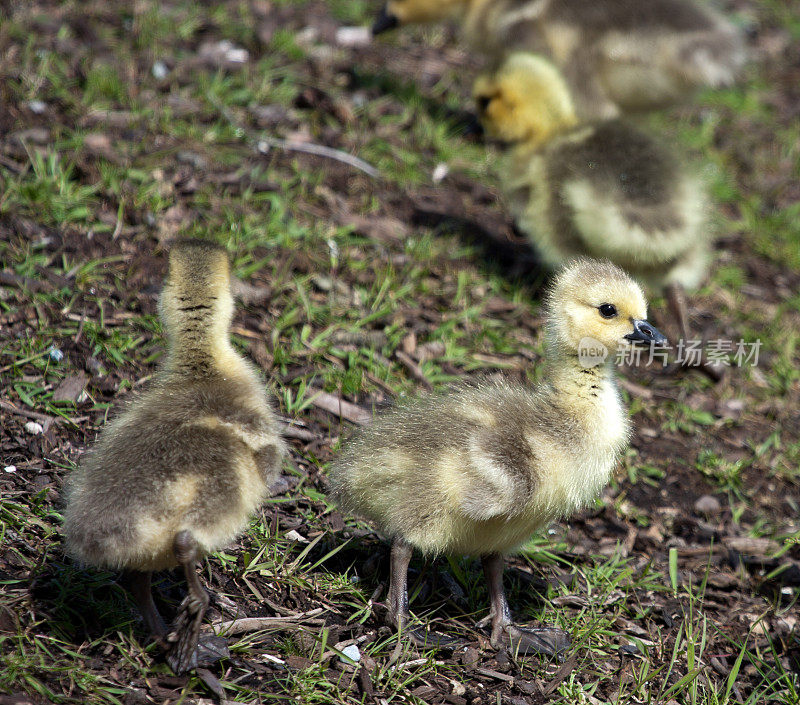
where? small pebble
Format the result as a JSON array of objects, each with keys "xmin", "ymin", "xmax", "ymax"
[
  {"xmin": 4, "ymin": 466, "xmax": 17, "ymax": 473},
  {"xmin": 335, "ymin": 26, "xmax": 371, "ymax": 47},
  {"xmin": 28, "ymin": 100, "xmax": 47, "ymax": 114},
  {"xmin": 284, "ymin": 529, "xmax": 309, "ymax": 543},
  {"xmin": 339, "ymin": 644, "xmax": 361, "ymax": 663},
  {"xmin": 432, "ymin": 163, "xmax": 449, "ymax": 183},
  {"xmin": 211, "ymin": 39, "xmax": 248, "ymax": 63},
  {"xmin": 24, "ymin": 421, "xmax": 44, "ymax": 435},
  {"xmin": 152, "ymin": 61, "xmax": 169, "ymax": 80},
  {"xmin": 451, "ymin": 681, "xmax": 467, "ymax": 697},
  {"xmin": 694, "ymin": 494, "xmax": 721, "ymax": 515},
  {"xmin": 49, "ymin": 347, "xmax": 64, "ymax": 362}
]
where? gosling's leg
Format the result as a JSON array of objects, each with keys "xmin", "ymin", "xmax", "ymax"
[
  {"xmin": 664, "ymin": 282, "xmax": 723, "ymax": 383},
  {"xmin": 387, "ymin": 536, "xmax": 414, "ymax": 633},
  {"xmin": 165, "ymin": 531, "xmax": 228, "ymax": 673},
  {"xmin": 387, "ymin": 537, "xmax": 460, "ymax": 650},
  {"xmin": 125, "ymin": 570, "xmax": 167, "ymax": 642},
  {"xmin": 481, "ymin": 553, "xmax": 570, "ymax": 660}
]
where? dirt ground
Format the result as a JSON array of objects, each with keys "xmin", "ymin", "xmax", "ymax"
[{"xmin": 1, "ymin": 1, "xmax": 799, "ymax": 703}]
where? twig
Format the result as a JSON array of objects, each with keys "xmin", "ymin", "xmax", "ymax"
[
  {"xmin": 256, "ymin": 137, "xmax": 379, "ymax": 178},
  {"xmin": 74, "ymin": 310, "xmax": 87, "ymax": 345},
  {"xmin": 0, "ymin": 400, "xmax": 57, "ymax": 425},
  {"xmin": 395, "ymin": 350, "xmax": 433, "ymax": 390},
  {"xmin": 280, "ymin": 422, "xmax": 321, "ymax": 442},
  {"xmin": 210, "ymin": 608, "xmax": 326, "ymax": 636},
  {"xmin": 308, "ymin": 388, "xmax": 372, "ymax": 425},
  {"xmin": 206, "ymin": 91, "xmax": 380, "ymax": 178},
  {"xmin": 542, "ymin": 654, "xmax": 578, "ymax": 696},
  {"xmin": 674, "ymin": 545, "xmax": 725, "ymax": 557},
  {"xmin": 0, "ymin": 270, "xmax": 47, "ymax": 293},
  {"xmin": 723, "ymin": 537, "xmax": 781, "ymax": 557},
  {"xmin": 388, "ymin": 658, "xmax": 447, "ymax": 671},
  {"xmin": 476, "ymin": 667, "xmax": 515, "ymax": 684},
  {"xmin": 260, "ymin": 595, "xmax": 309, "ymax": 618}
]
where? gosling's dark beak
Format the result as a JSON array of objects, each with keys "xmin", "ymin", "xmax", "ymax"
[
  {"xmin": 372, "ymin": 5, "xmax": 399, "ymax": 35},
  {"xmin": 625, "ymin": 319, "xmax": 668, "ymax": 345}
]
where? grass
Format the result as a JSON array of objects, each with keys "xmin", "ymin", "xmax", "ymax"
[{"xmin": 1, "ymin": 0, "xmax": 800, "ymax": 703}]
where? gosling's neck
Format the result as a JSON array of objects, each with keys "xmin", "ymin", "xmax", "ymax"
[
  {"xmin": 544, "ymin": 346, "xmax": 618, "ymax": 404},
  {"xmin": 162, "ymin": 312, "xmax": 242, "ymax": 379}
]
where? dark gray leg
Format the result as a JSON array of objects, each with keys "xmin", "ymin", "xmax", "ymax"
[
  {"xmin": 165, "ymin": 531, "xmax": 220, "ymax": 673},
  {"xmin": 482, "ymin": 553, "xmax": 513, "ymax": 647},
  {"xmin": 387, "ymin": 536, "xmax": 413, "ymax": 631},
  {"xmin": 481, "ymin": 553, "xmax": 571, "ymax": 660},
  {"xmin": 386, "ymin": 537, "xmax": 460, "ymax": 651},
  {"xmin": 665, "ymin": 282, "xmax": 723, "ymax": 383},
  {"xmin": 665, "ymin": 281, "xmax": 691, "ymax": 344},
  {"xmin": 125, "ymin": 570, "xmax": 167, "ymax": 640}
]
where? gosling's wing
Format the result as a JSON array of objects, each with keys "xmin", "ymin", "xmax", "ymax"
[{"xmin": 458, "ymin": 404, "xmax": 539, "ymax": 522}]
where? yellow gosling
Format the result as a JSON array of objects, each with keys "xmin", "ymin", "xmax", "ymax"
[
  {"xmin": 331, "ymin": 259, "xmax": 666, "ymax": 657},
  {"xmin": 63, "ymin": 239, "xmax": 285, "ymax": 673}
]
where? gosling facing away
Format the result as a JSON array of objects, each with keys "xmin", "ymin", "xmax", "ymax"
[
  {"xmin": 474, "ymin": 52, "xmax": 720, "ymax": 379},
  {"xmin": 331, "ymin": 260, "xmax": 666, "ymax": 657},
  {"xmin": 63, "ymin": 239, "xmax": 286, "ymax": 673},
  {"xmin": 374, "ymin": 0, "xmax": 745, "ymax": 119}
]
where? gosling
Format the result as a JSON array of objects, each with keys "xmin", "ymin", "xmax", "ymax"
[
  {"xmin": 63, "ymin": 239, "xmax": 286, "ymax": 673},
  {"xmin": 331, "ymin": 259, "xmax": 666, "ymax": 657},
  {"xmin": 474, "ymin": 53, "xmax": 719, "ymax": 378},
  {"xmin": 374, "ymin": 0, "xmax": 745, "ymax": 119}
]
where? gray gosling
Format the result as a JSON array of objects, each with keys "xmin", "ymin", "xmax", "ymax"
[
  {"xmin": 373, "ymin": 0, "xmax": 745, "ymax": 119},
  {"xmin": 63, "ymin": 239, "xmax": 285, "ymax": 673},
  {"xmin": 330, "ymin": 259, "xmax": 666, "ymax": 658},
  {"xmin": 474, "ymin": 53, "xmax": 720, "ymax": 380}
]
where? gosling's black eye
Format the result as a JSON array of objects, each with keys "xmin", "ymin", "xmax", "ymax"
[
  {"xmin": 477, "ymin": 95, "xmax": 491, "ymax": 112},
  {"xmin": 598, "ymin": 303, "xmax": 617, "ymax": 319}
]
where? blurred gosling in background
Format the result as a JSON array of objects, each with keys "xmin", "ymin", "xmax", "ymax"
[
  {"xmin": 374, "ymin": 0, "xmax": 745, "ymax": 119},
  {"xmin": 474, "ymin": 53, "xmax": 721, "ymax": 379}
]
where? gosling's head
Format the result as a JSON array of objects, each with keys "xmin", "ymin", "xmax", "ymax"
[
  {"xmin": 159, "ymin": 239, "xmax": 233, "ymax": 342},
  {"xmin": 373, "ymin": 0, "xmax": 469, "ymax": 34},
  {"xmin": 474, "ymin": 53, "xmax": 577, "ymax": 148},
  {"xmin": 545, "ymin": 259, "xmax": 667, "ymax": 360}
]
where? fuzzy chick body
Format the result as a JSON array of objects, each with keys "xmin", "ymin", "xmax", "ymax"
[
  {"xmin": 63, "ymin": 240, "xmax": 285, "ymax": 573},
  {"xmin": 476, "ymin": 53, "xmax": 711, "ymax": 293},
  {"xmin": 331, "ymin": 260, "xmax": 651, "ymax": 560},
  {"xmin": 333, "ymin": 376, "xmax": 626, "ymax": 556},
  {"xmin": 331, "ymin": 260, "xmax": 665, "ymax": 655},
  {"xmin": 377, "ymin": 0, "xmax": 745, "ymax": 118}
]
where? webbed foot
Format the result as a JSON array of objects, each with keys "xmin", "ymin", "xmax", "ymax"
[
  {"xmin": 166, "ymin": 628, "xmax": 229, "ymax": 673},
  {"xmin": 500, "ymin": 624, "xmax": 571, "ymax": 660},
  {"xmin": 165, "ymin": 591, "xmax": 210, "ymax": 673},
  {"xmin": 165, "ymin": 530, "xmax": 217, "ymax": 674}
]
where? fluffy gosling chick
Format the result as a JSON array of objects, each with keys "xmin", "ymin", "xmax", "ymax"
[
  {"xmin": 331, "ymin": 259, "xmax": 666, "ymax": 657},
  {"xmin": 475, "ymin": 53, "xmax": 715, "ymax": 376},
  {"xmin": 374, "ymin": 0, "xmax": 745, "ymax": 119},
  {"xmin": 63, "ymin": 239, "xmax": 285, "ymax": 673}
]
